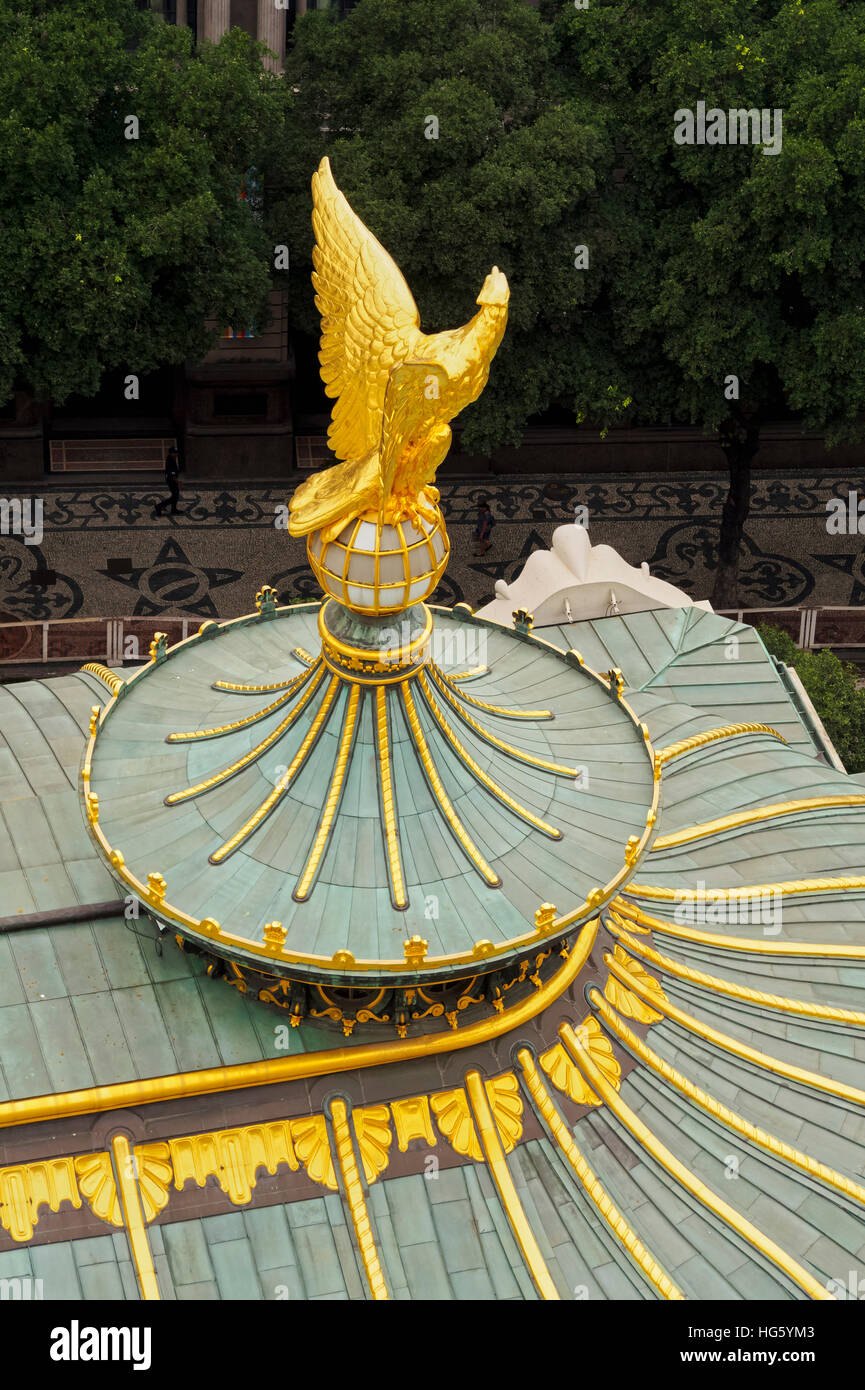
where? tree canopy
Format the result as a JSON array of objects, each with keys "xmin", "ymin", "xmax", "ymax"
[
  {"xmin": 0, "ymin": 0, "xmax": 282, "ymax": 406},
  {"xmin": 271, "ymin": 0, "xmax": 625, "ymax": 452}
]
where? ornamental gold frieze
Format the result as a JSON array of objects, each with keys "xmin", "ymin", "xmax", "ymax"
[
  {"xmin": 177, "ymin": 936, "xmax": 571, "ymax": 1038},
  {"xmin": 0, "ymin": 1076, "xmax": 525, "ymax": 1246}
]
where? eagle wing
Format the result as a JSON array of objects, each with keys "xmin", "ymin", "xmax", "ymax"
[{"xmin": 312, "ymin": 157, "xmax": 422, "ymax": 463}]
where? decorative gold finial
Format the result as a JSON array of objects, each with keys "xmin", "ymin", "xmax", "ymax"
[
  {"xmin": 255, "ymin": 585, "xmax": 278, "ymax": 619},
  {"xmin": 625, "ymin": 835, "xmax": 640, "ymax": 865},
  {"xmin": 86, "ymin": 792, "xmax": 99, "ymax": 825},
  {"xmin": 198, "ymin": 620, "xmax": 218, "ymax": 639},
  {"xmin": 534, "ymin": 902, "xmax": 557, "ymax": 933},
  {"xmin": 568, "ymin": 649, "xmax": 585, "ymax": 667},
  {"xmin": 149, "ymin": 632, "xmax": 168, "ymax": 663},
  {"xmin": 403, "ymin": 935, "xmax": 428, "ymax": 968},
  {"xmin": 109, "ymin": 849, "xmax": 125, "ymax": 869},
  {"xmin": 331, "ymin": 949, "xmax": 356, "ymax": 969},
  {"xmin": 607, "ymin": 668, "xmax": 625, "ymax": 698},
  {"xmin": 263, "ymin": 920, "xmax": 287, "ymax": 949},
  {"xmin": 147, "ymin": 872, "xmax": 167, "ymax": 904},
  {"xmin": 587, "ymin": 888, "xmax": 605, "ymax": 908},
  {"xmin": 646, "ymin": 810, "xmax": 657, "ymax": 828},
  {"xmin": 200, "ymin": 917, "xmax": 221, "ymax": 937},
  {"xmin": 89, "ymin": 706, "xmax": 101, "ymax": 735},
  {"xmin": 513, "ymin": 608, "xmax": 534, "ymax": 634}
]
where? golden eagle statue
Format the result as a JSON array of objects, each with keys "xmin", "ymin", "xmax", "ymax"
[{"xmin": 288, "ymin": 157, "xmax": 509, "ymax": 544}]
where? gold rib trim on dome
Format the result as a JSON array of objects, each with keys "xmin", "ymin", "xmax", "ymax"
[
  {"xmin": 607, "ymin": 933, "xmax": 865, "ymax": 1027},
  {"xmin": 592, "ymin": 993, "xmax": 865, "ymax": 1209},
  {"xmin": 464, "ymin": 1069, "xmax": 559, "ymax": 1300},
  {"xmin": 628, "ymin": 875, "xmax": 865, "ymax": 904},
  {"xmin": 374, "ymin": 686, "xmax": 408, "ymax": 909},
  {"xmin": 167, "ymin": 668, "xmax": 313, "ymax": 743},
  {"xmin": 294, "ymin": 684, "xmax": 363, "ymax": 901},
  {"xmin": 417, "ymin": 669, "xmax": 562, "ymax": 840},
  {"xmin": 558, "ymin": 1023, "xmax": 834, "ymax": 1301},
  {"xmin": 165, "ymin": 662, "xmax": 326, "ymax": 806},
  {"xmin": 209, "ymin": 674, "xmax": 341, "ymax": 864},
  {"xmin": 431, "ymin": 665, "xmax": 552, "ymax": 720},
  {"xmin": 400, "ymin": 681, "xmax": 501, "ymax": 887},
  {"xmin": 656, "ymin": 722, "xmax": 787, "ymax": 765},
  {"xmin": 426, "ymin": 664, "xmax": 577, "ymax": 776},
  {"xmin": 652, "ymin": 795, "xmax": 865, "ymax": 850},
  {"xmin": 518, "ymin": 1049, "xmax": 684, "ymax": 1300},
  {"xmin": 598, "ymin": 937, "xmax": 865, "ymax": 1109},
  {"xmin": 609, "ymin": 899, "xmax": 865, "ymax": 960},
  {"xmin": 330, "ymin": 1099, "xmax": 389, "ymax": 1300}
]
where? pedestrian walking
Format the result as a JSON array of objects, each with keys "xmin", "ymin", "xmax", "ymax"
[
  {"xmin": 154, "ymin": 444, "xmax": 181, "ymax": 516},
  {"xmin": 473, "ymin": 497, "xmax": 494, "ymax": 555}
]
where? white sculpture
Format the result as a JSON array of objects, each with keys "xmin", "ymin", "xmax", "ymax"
[{"xmin": 476, "ymin": 523, "xmax": 712, "ymax": 628}]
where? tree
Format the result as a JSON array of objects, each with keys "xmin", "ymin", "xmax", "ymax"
[
  {"xmin": 0, "ymin": 0, "xmax": 283, "ymax": 407},
  {"xmin": 269, "ymin": 0, "xmax": 631, "ymax": 454},
  {"xmin": 547, "ymin": 0, "xmax": 865, "ymax": 605},
  {"xmin": 759, "ymin": 623, "xmax": 865, "ymax": 772}
]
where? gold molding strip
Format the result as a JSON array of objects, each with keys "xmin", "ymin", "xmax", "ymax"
[
  {"xmin": 168, "ymin": 665, "xmax": 316, "ymax": 741},
  {"xmin": 558, "ymin": 1023, "xmax": 834, "ymax": 1301},
  {"xmin": 0, "ymin": 920, "xmax": 600, "ymax": 1132},
  {"xmin": 464, "ymin": 1069, "xmax": 560, "ymax": 1300},
  {"xmin": 653, "ymin": 795, "xmax": 865, "ymax": 850},
  {"xmin": 331, "ymin": 1100, "xmax": 389, "ymax": 1300},
  {"xmin": 166, "ymin": 662, "xmax": 326, "ymax": 806},
  {"xmin": 292, "ymin": 647, "xmax": 316, "ymax": 666},
  {"xmin": 213, "ymin": 673, "xmax": 308, "ymax": 694},
  {"xmin": 167, "ymin": 689, "xmax": 295, "ymax": 742},
  {"xmin": 628, "ymin": 875, "xmax": 865, "ymax": 904},
  {"xmin": 656, "ymin": 722, "xmax": 786, "ymax": 766},
  {"xmin": 609, "ymin": 900, "xmax": 865, "ymax": 961},
  {"xmin": 81, "ymin": 663, "xmax": 125, "ymax": 697},
  {"xmin": 598, "ymin": 946, "xmax": 865, "ymax": 1109},
  {"xmin": 417, "ymin": 670, "xmax": 562, "ymax": 840},
  {"xmin": 518, "ymin": 1049, "xmax": 684, "ymax": 1300},
  {"xmin": 375, "ymin": 687, "xmax": 408, "ymax": 909},
  {"xmin": 447, "ymin": 665, "xmax": 489, "ymax": 681},
  {"xmin": 426, "ymin": 665, "xmax": 576, "ymax": 776},
  {"xmin": 111, "ymin": 1135, "xmax": 160, "ymax": 1301},
  {"xmin": 593, "ymin": 993, "xmax": 865, "ymax": 1209},
  {"xmin": 607, "ymin": 932, "xmax": 865, "ymax": 1027},
  {"xmin": 431, "ymin": 663, "xmax": 552, "ymax": 720},
  {"xmin": 210, "ymin": 673, "xmax": 341, "ymax": 864},
  {"xmin": 400, "ymin": 681, "xmax": 501, "ymax": 887},
  {"xmin": 294, "ymin": 684, "xmax": 363, "ymax": 901}
]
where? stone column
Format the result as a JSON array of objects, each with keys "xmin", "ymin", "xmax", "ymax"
[
  {"xmin": 257, "ymin": 0, "xmax": 286, "ymax": 70},
  {"xmin": 175, "ymin": 0, "xmax": 187, "ymax": 27},
  {"xmin": 296, "ymin": 0, "xmax": 308, "ymax": 15},
  {"xmin": 203, "ymin": 0, "xmax": 230, "ymax": 41}
]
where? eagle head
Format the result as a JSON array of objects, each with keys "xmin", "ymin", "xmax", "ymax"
[{"xmin": 476, "ymin": 266, "xmax": 510, "ymax": 308}]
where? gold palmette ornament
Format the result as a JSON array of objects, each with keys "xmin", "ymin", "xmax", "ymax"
[{"xmin": 289, "ymin": 156, "xmax": 509, "ymax": 618}]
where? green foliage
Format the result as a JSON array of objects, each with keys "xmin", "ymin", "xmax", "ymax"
[
  {"xmin": 758, "ymin": 624, "xmax": 865, "ymax": 772},
  {"xmin": 0, "ymin": 0, "xmax": 282, "ymax": 405},
  {"xmin": 547, "ymin": 0, "xmax": 865, "ymax": 445},
  {"xmin": 271, "ymin": 0, "xmax": 619, "ymax": 452},
  {"xmin": 273, "ymin": 0, "xmax": 865, "ymax": 455}
]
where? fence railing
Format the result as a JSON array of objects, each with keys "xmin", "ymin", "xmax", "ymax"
[{"xmin": 1, "ymin": 606, "xmax": 865, "ymax": 666}]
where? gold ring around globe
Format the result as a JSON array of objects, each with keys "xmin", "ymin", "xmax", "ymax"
[
  {"xmin": 307, "ymin": 508, "xmax": 450, "ymax": 616},
  {"xmin": 317, "ymin": 601, "xmax": 433, "ymax": 681}
]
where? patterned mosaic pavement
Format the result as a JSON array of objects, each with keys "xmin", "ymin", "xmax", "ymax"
[{"xmin": 2, "ymin": 467, "xmax": 865, "ymax": 622}]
